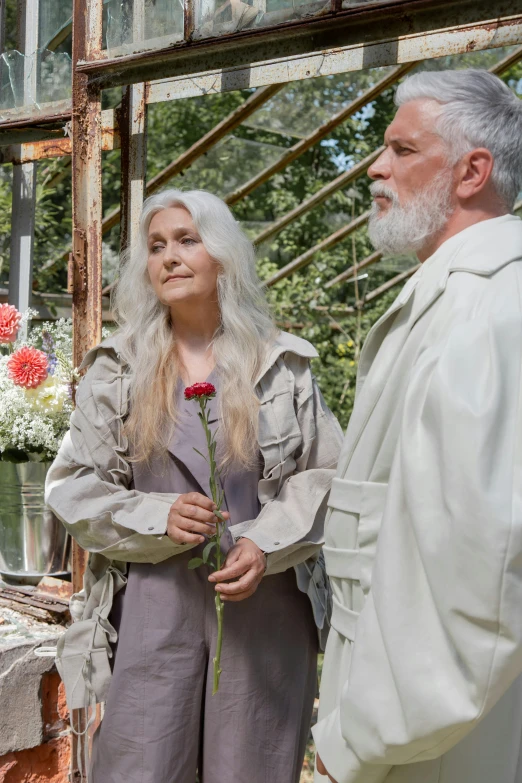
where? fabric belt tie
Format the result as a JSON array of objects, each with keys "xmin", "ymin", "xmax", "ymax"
[
  {"xmin": 328, "ymin": 478, "xmax": 363, "ymax": 514},
  {"xmin": 331, "ymin": 595, "xmax": 359, "ymax": 642},
  {"xmin": 323, "ymin": 545, "xmax": 360, "ymax": 580}
]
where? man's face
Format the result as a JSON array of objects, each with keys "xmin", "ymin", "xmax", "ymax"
[
  {"xmin": 368, "ymin": 99, "xmax": 449, "ymax": 210},
  {"xmin": 367, "ymin": 99, "xmax": 456, "ymax": 256}
]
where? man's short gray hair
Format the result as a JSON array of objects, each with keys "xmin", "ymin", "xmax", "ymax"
[{"xmin": 395, "ymin": 69, "xmax": 522, "ymax": 209}]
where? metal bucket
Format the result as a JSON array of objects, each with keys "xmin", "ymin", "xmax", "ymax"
[{"xmin": 0, "ymin": 461, "xmax": 70, "ymax": 584}]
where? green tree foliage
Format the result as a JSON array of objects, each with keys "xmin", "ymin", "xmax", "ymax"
[{"xmin": 0, "ymin": 47, "xmax": 520, "ymax": 427}]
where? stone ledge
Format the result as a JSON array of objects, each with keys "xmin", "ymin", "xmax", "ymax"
[{"xmin": 0, "ymin": 607, "xmax": 66, "ymax": 756}]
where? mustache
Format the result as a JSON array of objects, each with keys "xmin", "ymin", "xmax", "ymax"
[{"xmin": 369, "ymin": 182, "xmax": 400, "ymax": 204}]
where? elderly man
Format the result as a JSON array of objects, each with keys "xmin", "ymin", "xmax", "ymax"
[{"xmin": 314, "ymin": 68, "xmax": 522, "ymax": 783}]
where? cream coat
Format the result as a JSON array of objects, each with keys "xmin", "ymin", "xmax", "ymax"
[
  {"xmin": 45, "ymin": 330, "xmax": 342, "ymax": 712},
  {"xmin": 313, "ymin": 215, "xmax": 522, "ymax": 783}
]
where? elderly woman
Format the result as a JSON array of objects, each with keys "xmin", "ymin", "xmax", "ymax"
[{"xmin": 46, "ymin": 189, "xmax": 343, "ymax": 783}]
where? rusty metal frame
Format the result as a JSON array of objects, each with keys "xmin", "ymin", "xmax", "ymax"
[
  {"xmin": 75, "ymin": 0, "xmax": 522, "ymax": 88},
  {"xmin": 70, "ymin": 0, "xmax": 103, "ymax": 588}
]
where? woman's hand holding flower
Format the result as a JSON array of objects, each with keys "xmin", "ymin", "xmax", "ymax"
[
  {"xmin": 167, "ymin": 492, "xmax": 230, "ymax": 545},
  {"xmin": 209, "ymin": 538, "xmax": 266, "ymax": 601}
]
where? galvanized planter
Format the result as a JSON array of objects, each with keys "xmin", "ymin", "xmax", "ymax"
[{"xmin": 0, "ymin": 461, "xmax": 70, "ymax": 585}]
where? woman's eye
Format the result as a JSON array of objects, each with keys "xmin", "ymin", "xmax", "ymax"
[
  {"xmin": 181, "ymin": 237, "xmax": 196, "ymax": 245},
  {"xmin": 150, "ymin": 244, "xmax": 164, "ymax": 253}
]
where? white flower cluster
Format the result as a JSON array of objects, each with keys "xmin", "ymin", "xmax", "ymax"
[{"xmin": 0, "ymin": 316, "xmax": 76, "ymax": 463}]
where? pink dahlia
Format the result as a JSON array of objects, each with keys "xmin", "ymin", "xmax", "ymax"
[
  {"xmin": 184, "ymin": 382, "xmax": 216, "ymax": 400},
  {"xmin": 8, "ymin": 347, "xmax": 48, "ymax": 389},
  {"xmin": 0, "ymin": 304, "xmax": 21, "ymax": 343}
]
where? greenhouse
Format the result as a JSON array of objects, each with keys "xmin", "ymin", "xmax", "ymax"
[{"xmin": 0, "ymin": 0, "xmax": 521, "ymax": 780}]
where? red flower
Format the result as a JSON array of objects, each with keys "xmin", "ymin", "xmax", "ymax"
[
  {"xmin": 8, "ymin": 347, "xmax": 49, "ymax": 389},
  {"xmin": 0, "ymin": 304, "xmax": 21, "ymax": 343},
  {"xmin": 184, "ymin": 382, "xmax": 216, "ymax": 400}
]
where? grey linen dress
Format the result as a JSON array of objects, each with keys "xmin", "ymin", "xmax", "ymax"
[{"xmin": 90, "ymin": 373, "xmax": 319, "ymax": 783}]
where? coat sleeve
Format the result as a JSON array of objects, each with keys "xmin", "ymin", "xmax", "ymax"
[
  {"xmin": 313, "ymin": 313, "xmax": 522, "ymax": 782},
  {"xmin": 230, "ymin": 357, "xmax": 344, "ymax": 574},
  {"xmin": 45, "ymin": 361, "xmax": 189, "ymax": 565}
]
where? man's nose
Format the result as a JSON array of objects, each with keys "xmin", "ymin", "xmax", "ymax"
[{"xmin": 367, "ymin": 148, "xmax": 390, "ymax": 181}]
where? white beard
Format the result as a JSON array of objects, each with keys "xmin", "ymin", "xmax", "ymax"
[{"xmin": 368, "ymin": 173, "xmax": 455, "ymax": 255}]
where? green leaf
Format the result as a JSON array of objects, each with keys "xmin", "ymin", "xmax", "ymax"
[
  {"xmin": 193, "ymin": 448, "xmax": 208, "ymax": 461},
  {"xmin": 203, "ymin": 541, "xmax": 216, "ymax": 562},
  {"xmin": 188, "ymin": 557, "xmax": 204, "ymax": 569}
]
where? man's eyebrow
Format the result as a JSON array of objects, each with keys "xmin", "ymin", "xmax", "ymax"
[{"xmin": 384, "ymin": 133, "xmax": 416, "ymax": 146}]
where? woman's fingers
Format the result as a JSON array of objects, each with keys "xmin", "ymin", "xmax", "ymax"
[
  {"xmin": 178, "ymin": 502, "xmax": 218, "ymax": 528},
  {"xmin": 210, "ymin": 543, "xmax": 265, "ymax": 602},
  {"xmin": 181, "ymin": 492, "xmax": 215, "ymax": 511},
  {"xmin": 167, "ymin": 525, "xmax": 205, "ymax": 545}
]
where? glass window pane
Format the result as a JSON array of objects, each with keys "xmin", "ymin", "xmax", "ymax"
[
  {"xmin": 167, "ymin": 135, "xmax": 288, "ymax": 198},
  {"xmin": 104, "ymin": 0, "xmax": 184, "ymax": 56},
  {"xmin": 243, "ymin": 66, "xmax": 393, "ymax": 139},
  {"xmin": 193, "ymin": 0, "xmax": 331, "ymax": 38},
  {"xmin": 0, "ymin": 0, "xmax": 72, "ymax": 121}
]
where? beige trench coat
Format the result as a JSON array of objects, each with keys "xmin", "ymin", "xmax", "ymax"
[
  {"xmin": 45, "ymin": 330, "xmax": 343, "ymax": 712},
  {"xmin": 314, "ymin": 214, "xmax": 522, "ymax": 783}
]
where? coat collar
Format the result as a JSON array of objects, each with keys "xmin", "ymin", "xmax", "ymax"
[
  {"xmin": 406, "ymin": 214, "xmax": 522, "ymax": 332},
  {"xmin": 340, "ymin": 214, "xmax": 522, "ymax": 474},
  {"xmin": 255, "ymin": 331, "xmax": 318, "ymax": 385}
]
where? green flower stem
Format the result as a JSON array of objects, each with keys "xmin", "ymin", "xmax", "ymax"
[{"xmin": 198, "ymin": 397, "xmax": 225, "ymax": 694}]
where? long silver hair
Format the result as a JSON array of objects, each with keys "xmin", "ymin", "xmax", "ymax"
[{"xmin": 112, "ymin": 189, "xmax": 277, "ymax": 467}]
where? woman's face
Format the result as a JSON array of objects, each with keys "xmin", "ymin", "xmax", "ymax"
[{"xmin": 147, "ymin": 206, "xmax": 219, "ymax": 309}]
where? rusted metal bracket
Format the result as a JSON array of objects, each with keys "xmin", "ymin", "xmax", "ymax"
[{"xmin": 67, "ymin": 228, "xmax": 87, "ymax": 295}]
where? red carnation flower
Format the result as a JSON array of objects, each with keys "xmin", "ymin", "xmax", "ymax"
[
  {"xmin": 0, "ymin": 304, "xmax": 21, "ymax": 343},
  {"xmin": 8, "ymin": 346, "xmax": 49, "ymax": 389},
  {"xmin": 184, "ymin": 382, "xmax": 216, "ymax": 400}
]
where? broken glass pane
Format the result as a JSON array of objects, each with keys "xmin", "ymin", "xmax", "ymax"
[
  {"xmin": 38, "ymin": 0, "xmax": 73, "ymax": 53},
  {"xmin": 193, "ymin": 0, "xmax": 331, "ymax": 39},
  {"xmin": 104, "ymin": 0, "xmax": 184, "ymax": 56},
  {"xmin": 0, "ymin": 0, "xmax": 72, "ymax": 122},
  {"xmin": 0, "ymin": 49, "xmax": 71, "ymax": 120}
]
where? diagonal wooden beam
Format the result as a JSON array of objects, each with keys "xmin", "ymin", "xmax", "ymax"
[
  {"xmin": 262, "ymin": 45, "xmax": 522, "ymax": 285},
  {"xmin": 48, "ymin": 83, "xmax": 285, "ymax": 272},
  {"xmin": 255, "ymin": 146, "xmax": 383, "ymax": 248},
  {"xmin": 363, "ymin": 264, "xmax": 421, "ymax": 306},
  {"xmin": 266, "ymin": 210, "xmax": 371, "ymax": 287},
  {"xmin": 322, "ymin": 264, "xmax": 421, "ymax": 314},
  {"xmin": 100, "ymin": 83, "xmax": 285, "ymax": 235},
  {"xmin": 489, "ymin": 45, "xmax": 522, "ymax": 75},
  {"xmin": 324, "ymin": 249, "xmax": 382, "ymax": 289},
  {"xmin": 225, "ymin": 62, "xmax": 417, "ymax": 206}
]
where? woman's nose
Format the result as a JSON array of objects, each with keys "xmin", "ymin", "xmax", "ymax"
[{"xmin": 162, "ymin": 243, "xmax": 180, "ymax": 267}]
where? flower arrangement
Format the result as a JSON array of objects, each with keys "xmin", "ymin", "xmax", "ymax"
[
  {"xmin": 0, "ymin": 304, "xmax": 78, "ymax": 463},
  {"xmin": 184, "ymin": 381, "xmax": 226, "ymax": 695}
]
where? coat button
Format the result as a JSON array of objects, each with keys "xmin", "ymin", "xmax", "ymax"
[
  {"xmin": 148, "ymin": 526, "xmax": 154, "ymax": 531},
  {"xmin": 274, "ymin": 541, "xmax": 280, "ymax": 546}
]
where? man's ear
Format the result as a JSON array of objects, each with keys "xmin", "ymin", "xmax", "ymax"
[{"xmin": 455, "ymin": 148, "xmax": 494, "ymax": 201}]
